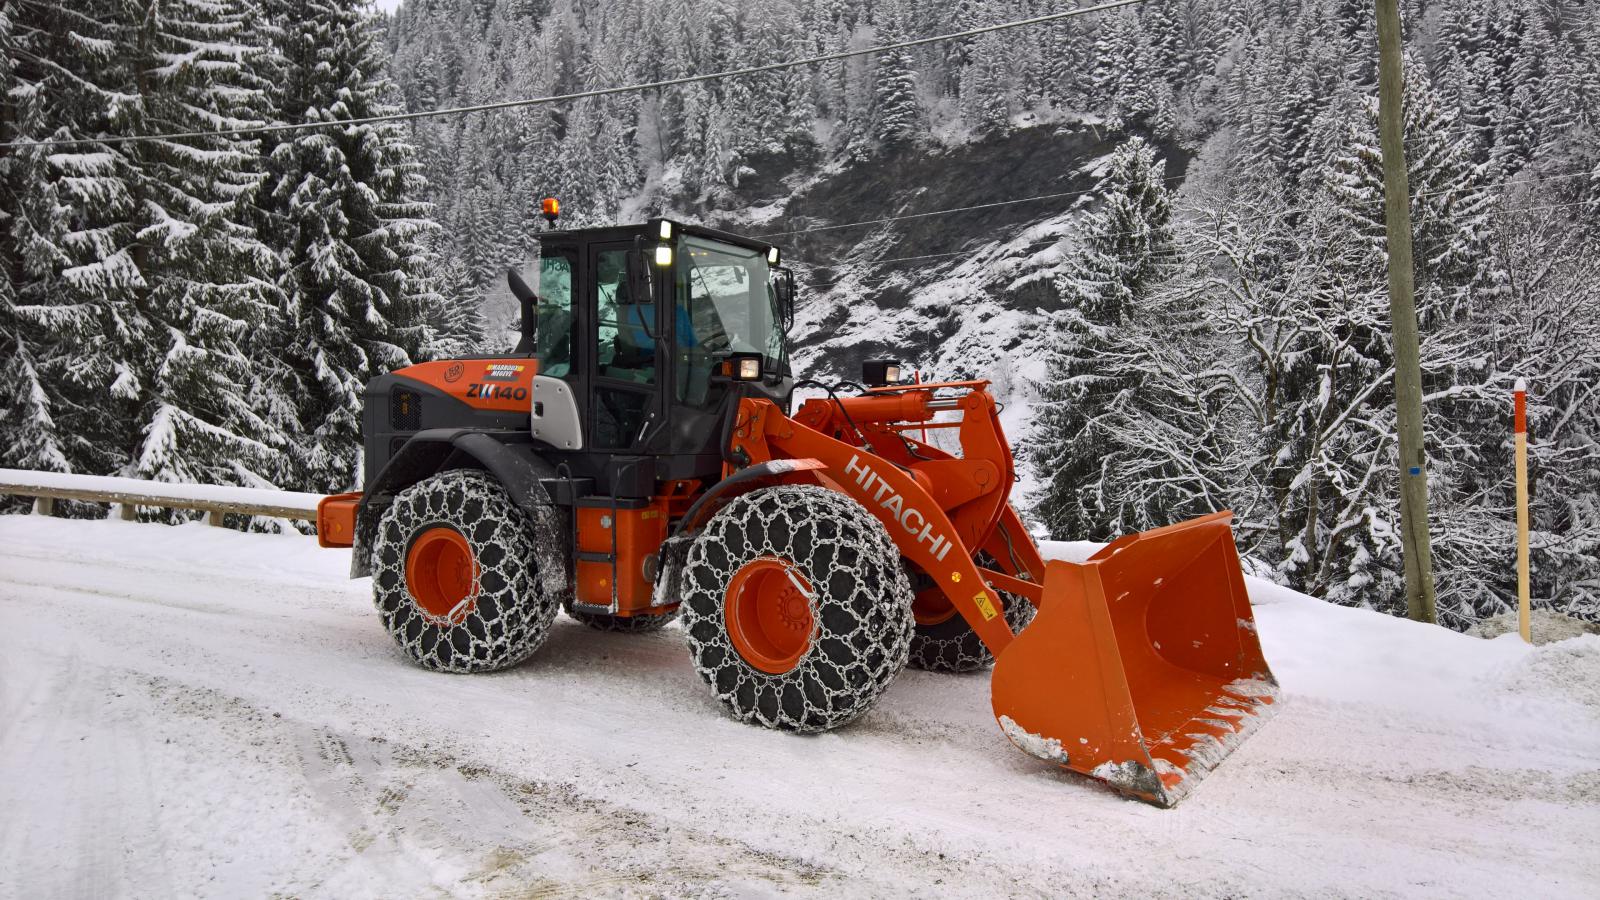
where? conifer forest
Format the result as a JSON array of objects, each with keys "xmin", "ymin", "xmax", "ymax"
[{"xmin": 2, "ymin": 0, "xmax": 1597, "ymax": 630}]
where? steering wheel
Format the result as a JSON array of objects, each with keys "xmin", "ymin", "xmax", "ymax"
[{"xmin": 697, "ymin": 333, "xmax": 732, "ymax": 354}]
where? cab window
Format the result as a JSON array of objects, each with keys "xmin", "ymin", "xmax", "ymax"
[
  {"xmin": 536, "ymin": 252, "xmax": 575, "ymax": 377},
  {"xmin": 595, "ymin": 248, "xmax": 656, "ymax": 385}
]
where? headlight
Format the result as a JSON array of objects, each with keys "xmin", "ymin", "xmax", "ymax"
[
  {"xmin": 658, "ymin": 220, "xmax": 673, "ymax": 240},
  {"xmin": 737, "ymin": 356, "xmax": 762, "ymax": 380},
  {"xmin": 654, "ymin": 245, "xmax": 673, "ymax": 266},
  {"xmin": 767, "ymin": 247, "xmax": 780, "ymax": 265},
  {"xmin": 862, "ymin": 359, "xmax": 903, "ymax": 387}
]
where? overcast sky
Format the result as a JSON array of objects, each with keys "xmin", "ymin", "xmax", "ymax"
[{"xmin": 372, "ymin": 0, "xmax": 402, "ymax": 13}]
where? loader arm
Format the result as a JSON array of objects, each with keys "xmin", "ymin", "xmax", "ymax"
[
  {"xmin": 856, "ymin": 401, "xmax": 1048, "ymax": 586},
  {"xmin": 730, "ymin": 395, "xmax": 1020, "ymax": 654},
  {"xmin": 790, "ymin": 381, "xmax": 1024, "ymax": 571},
  {"xmin": 731, "ymin": 384, "xmax": 1279, "ymax": 808}
]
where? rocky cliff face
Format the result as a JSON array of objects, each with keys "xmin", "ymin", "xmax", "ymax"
[{"xmin": 705, "ymin": 119, "xmax": 1187, "ymax": 485}]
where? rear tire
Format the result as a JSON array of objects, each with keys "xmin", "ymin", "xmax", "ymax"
[
  {"xmin": 562, "ymin": 599, "xmax": 679, "ymax": 633},
  {"xmin": 680, "ymin": 485, "xmax": 914, "ymax": 733},
  {"xmin": 371, "ymin": 469, "xmax": 566, "ymax": 673},
  {"xmin": 907, "ymin": 553, "xmax": 1036, "ymax": 673}
]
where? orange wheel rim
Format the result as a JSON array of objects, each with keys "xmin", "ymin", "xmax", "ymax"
[
  {"xmin": 405, "ymin": 526, "xmax": 478, "ymax": 623},
  {"xmin": 724, "ymin": 557, "xmax": 814, "ymax": 674},
  {"xmin": 912, "ymin": 587, "xmax": 958, "ymax": 626}
]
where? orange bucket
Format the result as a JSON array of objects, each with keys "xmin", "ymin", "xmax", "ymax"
[{"xmin": 990, "ymin": 512, "xmax": 1279, "ymax": 806}]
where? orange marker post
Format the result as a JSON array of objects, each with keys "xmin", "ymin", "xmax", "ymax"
[{"xmin": 1514, "ymin": 379, "xmax": 1531, "ymax": 643}]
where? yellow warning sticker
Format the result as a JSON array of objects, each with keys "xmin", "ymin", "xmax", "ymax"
[{"xmin": 973, "ymin": 591, "xmax": 999, "ymax": 621}]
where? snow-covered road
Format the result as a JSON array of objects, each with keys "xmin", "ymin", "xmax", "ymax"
[{"xmin": 2, "ymin": 516, "xmax": 1597, "ymax": 898}]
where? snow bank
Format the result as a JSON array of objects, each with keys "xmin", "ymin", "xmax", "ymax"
[{"xmin": 1470, "ymin": 609, "xmax": 1600, "ymax": 645}]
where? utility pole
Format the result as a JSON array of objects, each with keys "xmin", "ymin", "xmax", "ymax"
[{"xmin": 1375, "ymin": 0, "xmax": 1438, "ymax": 623}]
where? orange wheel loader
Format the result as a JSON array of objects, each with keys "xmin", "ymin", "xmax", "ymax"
[{"xmin": 317, "ymin": 209, "xmax": 1279, "ymax": 807}]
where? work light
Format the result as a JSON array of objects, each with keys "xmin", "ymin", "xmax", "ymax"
[{"xmin": 862, "ymin": 359, "xmax": 902, "ymax": 387}]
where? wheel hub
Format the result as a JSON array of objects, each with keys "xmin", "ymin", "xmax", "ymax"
[
  {"xmin": 724, "ymin": 557, "xmax": 814, "ymax": 674},
  {"xmin": 405, "ymin": 526, "xmax": 478, "ymax": 624},
  {"xmin": 912, "ymin": 587, "xmax": 959, "ymax": 626}
]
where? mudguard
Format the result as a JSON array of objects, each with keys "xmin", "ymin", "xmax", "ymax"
[{"xmin": 347, "ymin": 429, "xmax": 559, "ymax": 577}]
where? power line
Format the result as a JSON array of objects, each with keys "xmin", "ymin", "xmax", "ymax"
[{"xmin": 0, "ymin": 0, "xmax": 1149, "ymax": 152}]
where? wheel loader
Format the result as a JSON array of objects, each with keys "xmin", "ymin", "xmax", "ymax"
[{"xmin": 317, "ymin": 207, "xmax": 1279, "ymax": 807}]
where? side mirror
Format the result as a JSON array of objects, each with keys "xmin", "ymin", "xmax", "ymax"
[
  {"xmin": 774, "ymin": 269, "xmax": 795, "ymax": 332},
  {"xmin": 627, "ymin": 240, "xmax": 655, "ymax": 305}
]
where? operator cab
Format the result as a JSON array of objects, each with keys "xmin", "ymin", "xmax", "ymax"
[{"xmin": 511, "ymin": 215, "xmax": 796, "ymax": 487}]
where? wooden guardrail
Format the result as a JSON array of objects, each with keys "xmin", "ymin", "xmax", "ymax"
[{"xmin": 0, "ymin": 468, "xmax": 324, "ymax": 526}]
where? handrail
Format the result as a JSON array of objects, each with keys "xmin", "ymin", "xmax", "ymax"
[{"xmin": 0, "ymin": 467, "xmax": 322, "ymax": 524}]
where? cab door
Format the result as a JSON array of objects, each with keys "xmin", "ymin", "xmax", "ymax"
[{"xmin": 585, "ymin": 242, "xmax": 663, "ymax": 451}]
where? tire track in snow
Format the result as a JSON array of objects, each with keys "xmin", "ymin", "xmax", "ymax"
[
  {"xmin": 0, "ymin": 657, "xmax": 178, "ymax": 899},
  {"xmin": 134, "ymin": 673, "xmax": 840, "ymax": 896}
]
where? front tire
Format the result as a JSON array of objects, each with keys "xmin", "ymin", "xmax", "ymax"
[
  {"xmin": 680, "ymin": 485, "xmax": 914, "ymax": 732},
  {"xmin": 907, "ymin": 553, "xmax": 1036, "ymax": 673},
  {"xmin": 371, "ymin": 469, "xmax": 565, "ymax": 673}
]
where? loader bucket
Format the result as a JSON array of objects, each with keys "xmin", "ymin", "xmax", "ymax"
[{"xmin": 990, "ymin": 512, "xmax": 1278, "ymax": 807}]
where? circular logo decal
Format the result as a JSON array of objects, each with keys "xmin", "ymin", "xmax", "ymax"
[{"xmin": 443, "ymin": 362, "xmax": 465, "ymax": 383}]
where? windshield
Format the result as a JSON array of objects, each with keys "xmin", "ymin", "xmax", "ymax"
[{"xmin": 674, "ymin": 235, "xmax": 784, "ymax": 403}]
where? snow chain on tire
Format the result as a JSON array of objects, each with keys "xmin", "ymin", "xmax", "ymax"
[
  {"xmin": 907, "ymin": 553, "xmax": 1036, "ymax": 673},
  {"xmin": 372, "ymin": 469, "xmax": 566, "ymax": 673},
  {"xmin": 562, "ymin": 598, "xmax": 679, "ymax": 633},
  {"xmin": 680, "ymin": 485, "xmax": 914, "ymax": 733}
]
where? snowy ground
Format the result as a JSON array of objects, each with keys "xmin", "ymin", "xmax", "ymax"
[{"xmin": 2, "ymin": 516, "xmax": 1597, "ymax": 898}]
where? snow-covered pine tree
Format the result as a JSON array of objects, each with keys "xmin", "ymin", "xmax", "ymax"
[
  {"xmin": 0, "ymin": 0, "xmax": 142, "ymax": 480},
  {"xmin": 1087, "ymin": 10, "xmax": 1175, "ymax": 133},
  {"xmin": 0, "ymin": 105, "xmax": 71, "ymax": 477},
  {"xmin": 428, "ymin": 255, "xmax": 489, "ymax": 359},
  {"xmin": 1030, "ymin": 138, "xmax": 1222, "ymax": 540},
  {"xmin": 1088, "ymin": 11, "xmax": 1135, "ymax": 123},
  {"xmin": 691, "ymin": 0, "xmax": 747, "ymax": 191},
  {"xmin": 0, "ymin": 3, "xmax": 68, "ymax": 483},
  {"xmin": 1037, "ymin": 15, "xmax": 1089, "ymax": 110},
  {"xmin": 680, "ymin": 84, "xmax": 734, "ymax": 198},
  {"xmin": 741, "ymin": 7, "xmax": 814, "ymax": 160},
  {"xmin": 872, "ymin": 12, "xmax": 922, "ymax": 150},
  {"xmin": 259, "ymin": 0, "xmax": 438, "ymax": 493},
  {"xmin": 122, "ymin": 0, "xmax": 287, "ymax": 493},
  {"xmin": 590, "ymin": 95, "xmax": 642, "ymax": 209},
  {"xmin": 958, "ymin": 32, "xmax": 1011, "ymax": 137}
]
